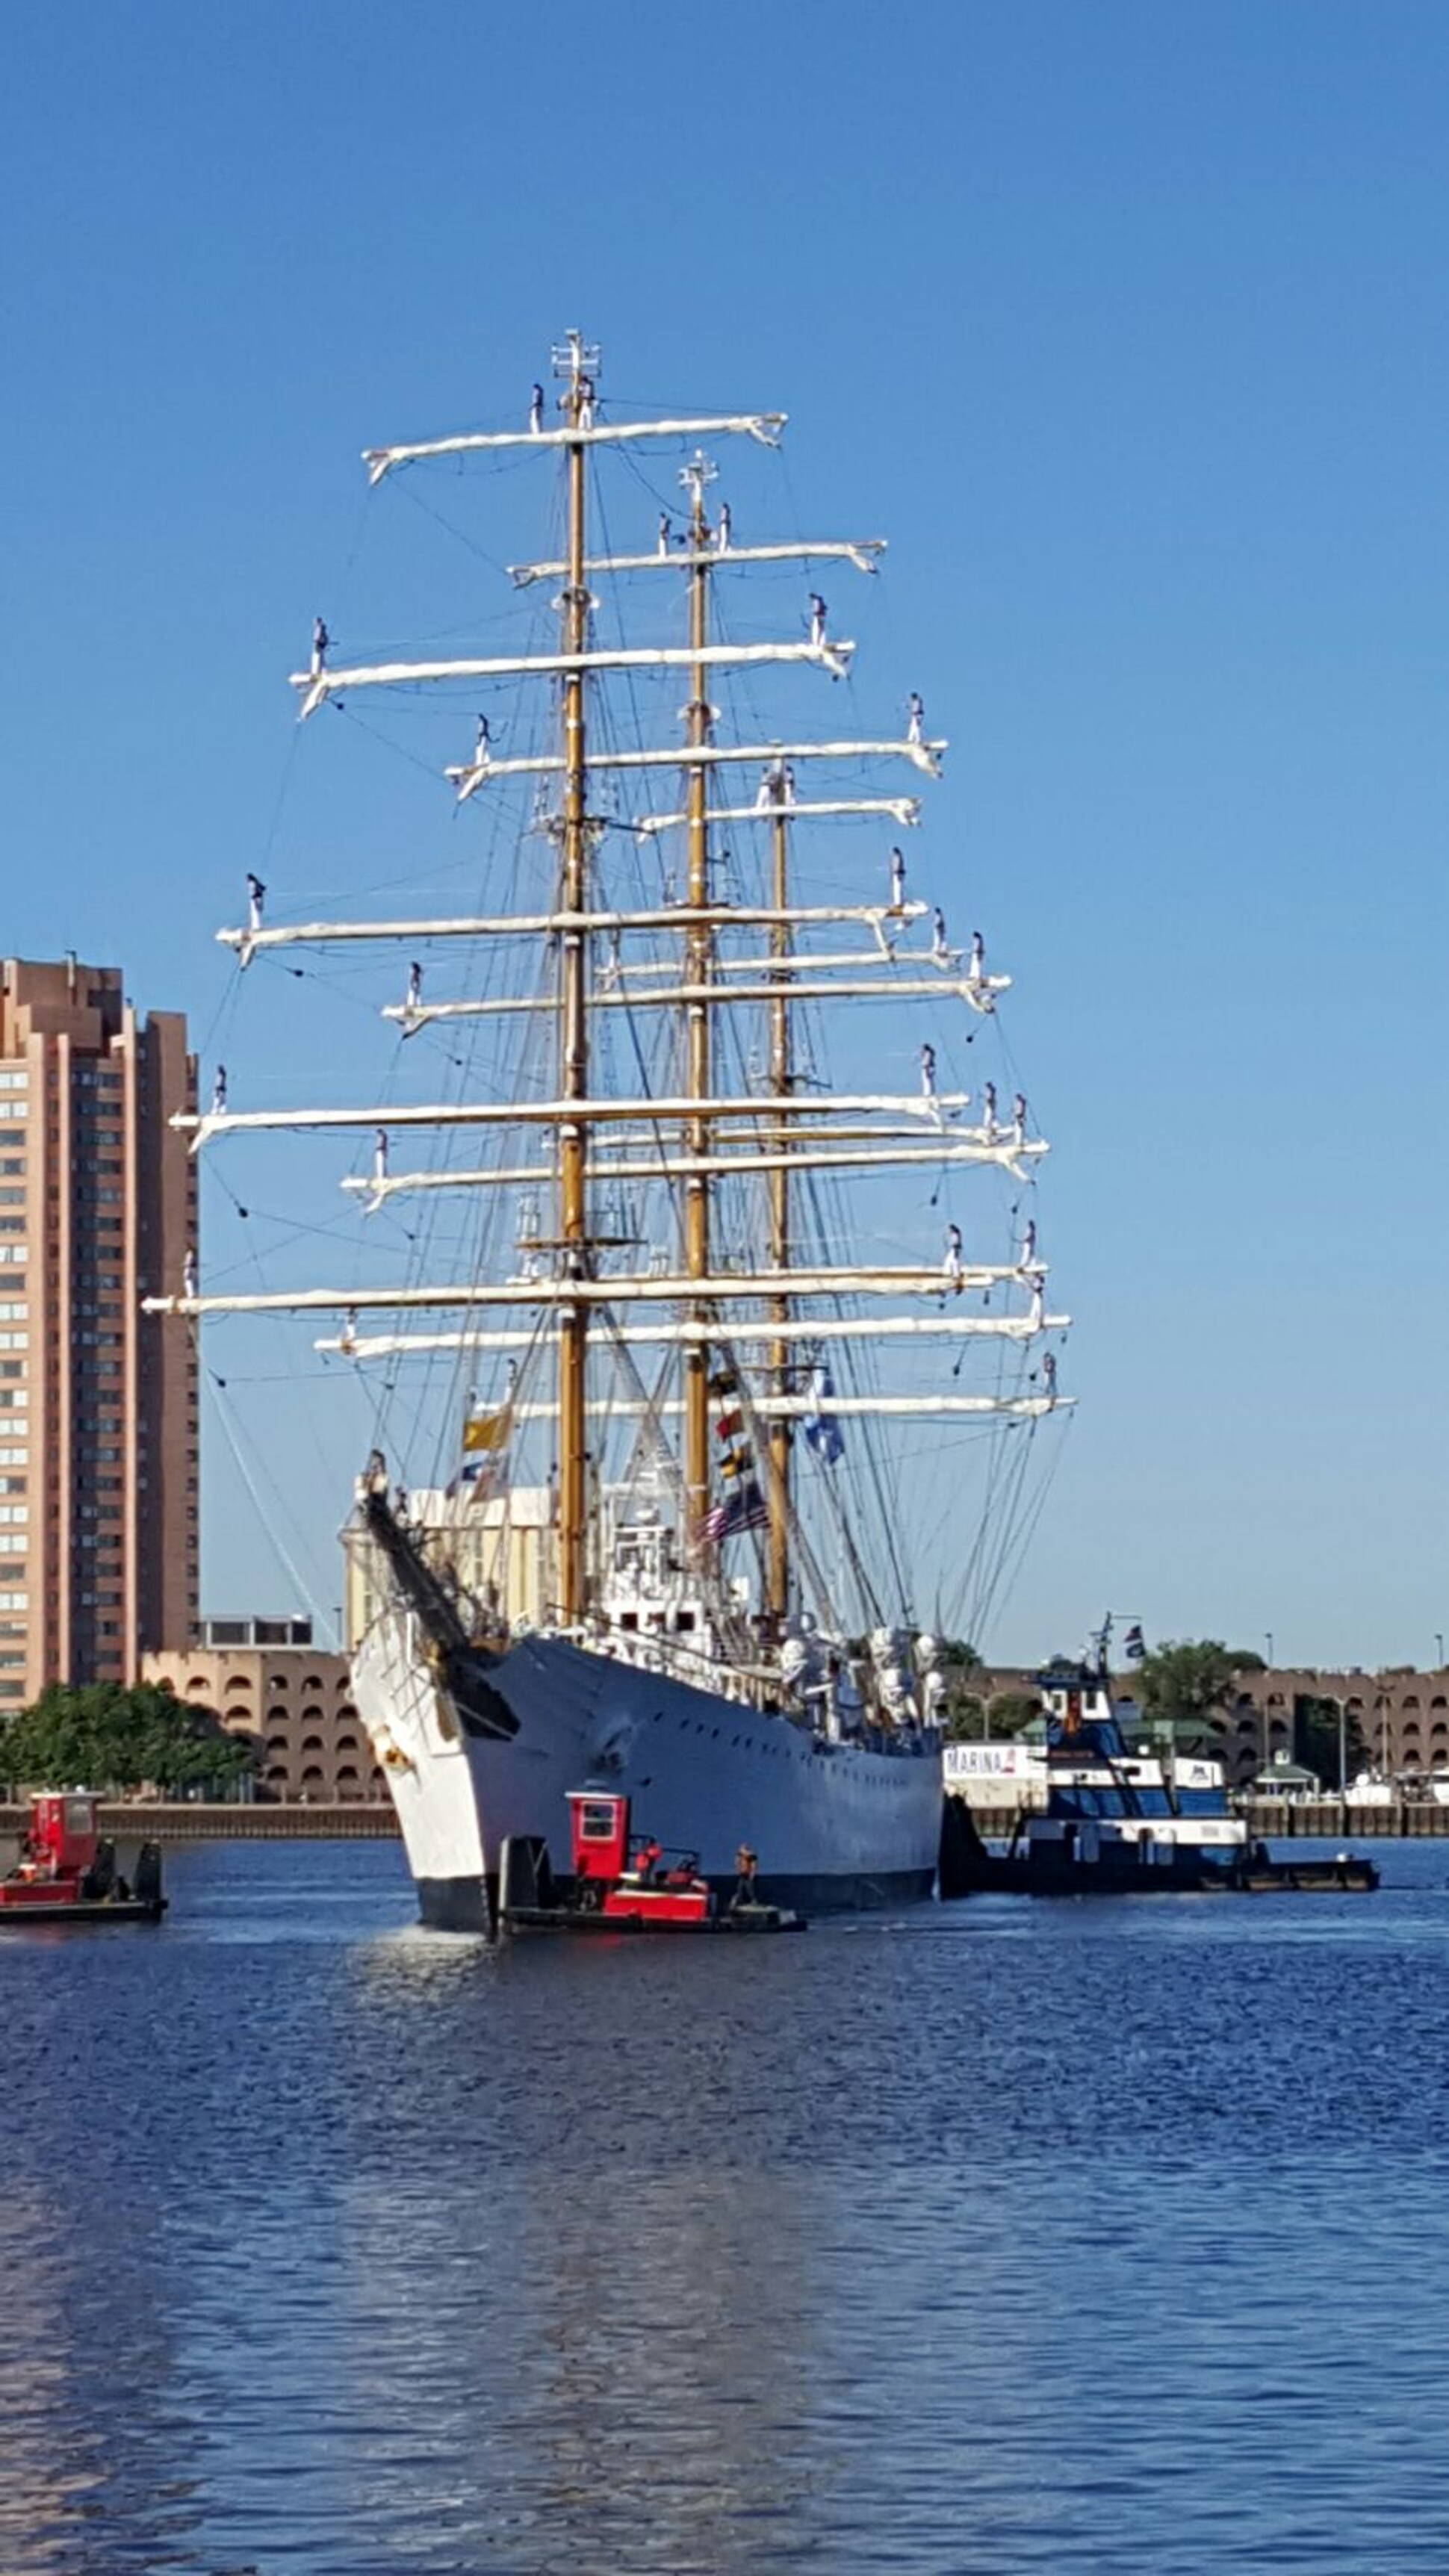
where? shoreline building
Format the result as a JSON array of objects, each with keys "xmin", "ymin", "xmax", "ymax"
[
  {"xmin": 142, "ymin": 1614, "xmax": 385, "ymax": 1802},
  {"xmin": 0, "ymin": 957, "xmax": 196, "ymax": 1707}
]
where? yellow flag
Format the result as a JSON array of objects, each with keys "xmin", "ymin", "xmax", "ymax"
[{"xmin": 463, "ymin": 1407, "xmax": 512, "ymax": 1454}]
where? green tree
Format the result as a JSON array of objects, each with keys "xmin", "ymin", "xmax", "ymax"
[
  {"xmin": 936, "ymin": 1639, "xmax": 983, "ymax": 1734},
  {"xmin": 0, "ymin": 1683, "xmax": 254, "ymax": 1796},
  {"xmin": 1135, "ymin": 1639, "xmax": 1241, "ymax": 1753},
  {"xmin": 943, "ymin": 1693, "xmax": 986, "ymax": 1743},
  {"xmin": 987, "ymin": 1689, "xmax": 1043, "ymax": 1739},
  {"xmin": 1294, "ymin": 1692, "xmax": 1366, "ymax": 1790}
]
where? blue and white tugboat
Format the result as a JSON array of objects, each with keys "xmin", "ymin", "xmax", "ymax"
[{"xmin": 943, "ymin": 1651, "xmax": 1378, "ymax": 1896}]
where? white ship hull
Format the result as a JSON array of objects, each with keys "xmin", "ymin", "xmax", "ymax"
[{"xmin": 354, "ymin": 1610, "xmax": 943, "ymax": 1930}]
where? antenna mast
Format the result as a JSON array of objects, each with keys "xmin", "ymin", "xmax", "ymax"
[{"xmin": 555, "ymin": 329, "xmax": 598, "ymax": 1621}]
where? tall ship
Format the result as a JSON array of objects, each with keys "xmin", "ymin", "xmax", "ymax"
[{"xmin": 149, "ymin": 332, "xmax": 1073, "ymax": 1928}]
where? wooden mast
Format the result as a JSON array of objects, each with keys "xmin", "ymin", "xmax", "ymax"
[
  {"xmin": 766, "ymin": 798, "xmax": 792, "ymax": 1624},
  {"xmin": 682, "ymin": 455, "xmax": 714, "ymax": 1554},
  {"xmin": 556, "ymin": 332, "xmax": 594, "ymax": 1621}
]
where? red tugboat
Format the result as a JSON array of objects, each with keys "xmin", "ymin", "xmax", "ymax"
[
  {"xmin": 500, "ymin": 1789, "xmax": 804, "ymax": 1936},
  {"xmin": 0, "ymin": 1793, "xmax": 167, "ymax": 1927}
]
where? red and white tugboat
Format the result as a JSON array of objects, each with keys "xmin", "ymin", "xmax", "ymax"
[
  {"xmin": 500, "ymin": 1789, "xmax": 804, "ymax": 1936},
  {"xmin": 0, "ymin": 1793, "xmax": 167, "ymax": 1927}
]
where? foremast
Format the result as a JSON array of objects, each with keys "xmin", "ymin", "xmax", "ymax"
[
  {"xmin": 556, "ymin": 333, "xmax": 594, "ymax": 1625},
  {"xmin": 767, "ymin": 795, "xmax": 792, "ymax": 1626},
  {"xmin": 682, "ymin": 454, "xmax": 714, "ymax": 1555}
]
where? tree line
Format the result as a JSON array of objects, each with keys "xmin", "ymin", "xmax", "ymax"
[{"xmin": 0, "ymin": 1683, "xmax": 253, "ymax": 1796}]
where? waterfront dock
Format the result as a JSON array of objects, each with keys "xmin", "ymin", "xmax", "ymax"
[
  {"xmin": 1242, "ymin": 1798, "xmax": 1449, "ymax": 1839},
  {"xmin": 0, "ymin": 1801, "xmax": 400, "ymax": 1842}
]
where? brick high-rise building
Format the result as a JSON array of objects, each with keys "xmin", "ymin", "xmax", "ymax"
[{"xmin": 0, "ymin": 958, "xmax": 197, "ymax": 1707}]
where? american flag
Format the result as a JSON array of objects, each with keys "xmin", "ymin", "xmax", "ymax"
[{"xmin": 698, "ymin": 1480, "xmax": 770, "ymax": 1544}]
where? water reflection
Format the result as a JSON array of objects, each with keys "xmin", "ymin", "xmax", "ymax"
[{"xmin": 4, "ymin": 1843, "xmax": 1449, "ymax": 2573}]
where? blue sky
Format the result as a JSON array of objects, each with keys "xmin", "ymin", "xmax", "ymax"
[{"xmin": 2, "ymin": 1, "xmax": 1446, "ymax": 1665}]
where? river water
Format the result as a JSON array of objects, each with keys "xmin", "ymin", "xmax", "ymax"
[{"xmin": 2, "ymin": 1838, "xmax": 1448, "ymax": 2575}]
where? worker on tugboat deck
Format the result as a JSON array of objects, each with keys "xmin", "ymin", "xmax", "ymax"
[
  {"xmin": 731, "ymin": 1843, "xmax": 760, "ymax": 1909},
  {"xmin": 629, "ymin": 1835, "xmax": 663, "ymax": 1887}
]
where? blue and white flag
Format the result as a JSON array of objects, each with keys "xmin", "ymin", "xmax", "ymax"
[{"xmin": 803, "ymin": 1365, "xmax": 844, "ymax": 1465}]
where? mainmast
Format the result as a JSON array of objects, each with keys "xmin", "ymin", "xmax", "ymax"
[
  {"xmin": 766, "ymin": 798, "xmax": 792, "ymax": 1625},
  {"xmin": 556, "ymin": 330, "xmax": 595, "ymax": 1622},
  {"xmin": 681, "ymin": 453, "xmax": 714, "ymax": 1556}
]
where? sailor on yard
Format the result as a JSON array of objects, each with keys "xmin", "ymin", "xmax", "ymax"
[
  {"xmin": 529, "ymin": 382, "xmax": 544, "ymax": 435},
  {"xmin": 943, "ymin": 1221, "xmax": 964, "ymax": 1287},
  {"xmin": 474, "ymin": 713, "xmax": 492, "ymax": 766},
  {"xmin": 890, "ymin": 847, "xmax": 907, "ymax": 911},
  {"xmin": 373, "ymin": 1128, "xmax": 389, "ymax": 1188},
  {"xmin": 577, "ymin": 374, "xmax": 595, "ymax": 429},
  {"xmin": 182, "ymin": 1247, "xmax": 197, "ymax": 1302},
  {"xmin": 210, "ymin": 1065, "xmax": 227, "ymax": 1117},
  {"xmin": 1019, "ymin": 1215, "xmax": 1037, "ymax": 1268},
  {"xmin": 810, "ymin": 592, "xmax": 828, "ymax": 648},
  {"xmin": 1041, "ymin": 1350, "xmax": 1058, "ymax": 1406},
  {"xmin": 931, "ymin": 905, "xmax": 949, "ymax": 963},
  {"xmin": 246, "ymin": 873, "xmax": 267, "ymax": 932},
  {"xmin": 658, "ymin": 511, "xmax": 671, "ymax": 556},
  {"xmin": 919, "ymin": 1041, "xmax": 937, "ymax": 1102},
  {"xmin": 717, "ymin": 500, "xmax": 732, "ymax": 552},
  {"xmin": 1013, "ymin": 1091, "xmax": 1028, "ymax": 1145},
  {"xmin": 981, "ymin": 1080, "xmax": 997, "ymax": 1140},
  {"xmin": 907, "ymin": 691, "xmax": 925, "ymax": 745},
  {"xmin": 311, "ymin": 617, "xmax": 329, "ymax": 676},
  {"xmin": 969, "ymin": 928, "xmax": 985, "ymax": 983},
  {"xmin": 406, "ymin": 960, "xmax": 423, "ymax": 1013}
]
